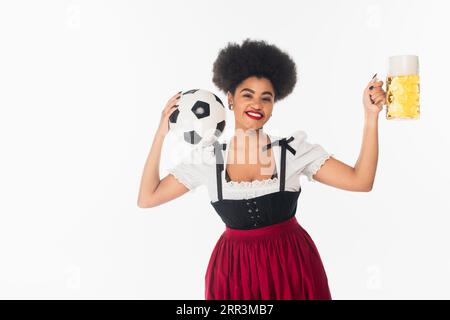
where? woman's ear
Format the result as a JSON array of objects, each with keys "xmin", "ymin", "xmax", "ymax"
[{"xmin": 226, "ymin": 91, "xmax": 233, "ymax": 105}]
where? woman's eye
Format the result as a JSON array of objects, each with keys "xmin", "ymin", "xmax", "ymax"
[{"xmin": 243, "ymin": 94, "xmax": 271, "ymax": 102}]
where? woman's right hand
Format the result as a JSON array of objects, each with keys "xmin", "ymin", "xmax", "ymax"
[{"xmin": 157, "ymin": 91, "xmax": 182, "ymax": 137}]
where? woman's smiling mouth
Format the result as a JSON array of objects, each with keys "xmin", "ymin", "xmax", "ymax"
[{"xmin": 245, "ymin": 111, "xmax": 264, "ymax": 120}]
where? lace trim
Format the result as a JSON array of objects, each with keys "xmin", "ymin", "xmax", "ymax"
[
  {"xmin": 167, "ymin": 168, "xmax": 194, "ymax": 190},
  {"xmin": 307, "ymin": 153, "xmax": 334, "ymax": 182},
  {"xmin": 225, "ymin": 176, "xmax": 279, "ymax": 188}
]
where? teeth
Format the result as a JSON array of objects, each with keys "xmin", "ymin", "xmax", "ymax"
[{"xmin": 246, "ymin": 111, "xmax": 262, "ymax": 118}]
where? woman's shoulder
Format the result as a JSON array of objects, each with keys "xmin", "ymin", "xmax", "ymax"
[
  {"xmin": 166, "ymin": 142, "xmax": 218, "ymax": 190},
  {"xmin": 269, "ymin": 129, "xmax": 328, "ymax": 161},
  {"xmin": 185, "ymin": 136, "xmax": 232, "ymax": 164},
  {"xmin": 185, "ymin": 143, "xmax": 216, "ymax": 166},
  {"xmin": 268, "ymin": 130, "xmax": 309, "ymax": 147},
  {"xmin": 288, "ymin": 129, "xmax": 308, "ymax": 142}
]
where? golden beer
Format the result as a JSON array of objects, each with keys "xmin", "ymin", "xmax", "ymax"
[
  {"xmin": 386, "ymin": 74, "xmax": 420, "ymax": 119},
  {"xmin": 385, "ymin": 55, "xmax": 420, "ymax": 120}
]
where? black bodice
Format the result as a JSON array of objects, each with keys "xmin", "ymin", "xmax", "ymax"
[{"xmin": 209, "ymin": 135, "xmax": 301, "ymax": 230}]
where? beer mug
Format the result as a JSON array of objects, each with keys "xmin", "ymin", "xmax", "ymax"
[{"xmin": 385, "ymin": 55, "xmax": 420, "ymax": 120}]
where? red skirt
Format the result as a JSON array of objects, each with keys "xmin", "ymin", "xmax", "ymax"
[{"xmin": 204, "ymin": 216, "xmax": 332, "ymax": 300}]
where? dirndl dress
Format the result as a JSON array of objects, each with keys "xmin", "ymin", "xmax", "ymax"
[{"xmin": 205, "ymin": 136, "xmax": 332, "ymax": 300}]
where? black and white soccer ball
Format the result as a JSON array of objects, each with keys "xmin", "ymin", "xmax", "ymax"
[{"xmin": 169, "ymin": 89, "xmax": 226, "ymax": 147}]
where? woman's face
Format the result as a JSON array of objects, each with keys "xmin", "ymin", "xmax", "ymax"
[{"xmin": 227, "ymin": 76, "xmax": 275, "ymax": 132}]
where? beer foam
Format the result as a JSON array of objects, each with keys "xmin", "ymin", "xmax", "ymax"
[{"xmin": 388, "ymin": 55, "xmax": 419, "ymax": 76}]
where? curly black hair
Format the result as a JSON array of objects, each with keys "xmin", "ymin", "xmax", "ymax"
[{"xmin": 212, "ymin": 38, "xmax": 297, "ymax": 103}]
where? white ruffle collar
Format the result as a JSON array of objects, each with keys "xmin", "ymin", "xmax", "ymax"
[{"xmin": 224, "ymin": 176, "xmax": 279, "ymax": 188}]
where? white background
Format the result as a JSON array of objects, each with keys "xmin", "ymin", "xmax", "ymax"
[{"xmin": 0, "ymin": 0, "xmax": 449, "ymax": 299}]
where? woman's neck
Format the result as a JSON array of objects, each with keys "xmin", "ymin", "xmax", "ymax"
[{"xmin": 230, "ymin": 127, "xmax": 269, "ymax": 152}]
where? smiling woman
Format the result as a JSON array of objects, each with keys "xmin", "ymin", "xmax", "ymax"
[
  {"xmin": 138, "ymin": 37, "xmax": 380, "ymax": 301},
  {"xmin": 196, "ymin": 38, "xmax": 333, "ymax": 300}
]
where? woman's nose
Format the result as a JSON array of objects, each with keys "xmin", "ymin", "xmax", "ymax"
[{"xmin": 251, "ymin": 101, "xmax": 263, "ymax": 109}]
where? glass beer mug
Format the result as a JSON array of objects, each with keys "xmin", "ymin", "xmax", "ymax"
[{"xmin": 385, "ymin": 55, "xmax": 420, "ymax": 120}]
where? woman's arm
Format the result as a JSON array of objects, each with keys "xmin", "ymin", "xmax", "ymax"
[
  {"xmin": 137, "ymin": 132, "xmax": 190, "ymax": 208},
  {"xmin": 137, "ymin": 92, "xmax": 190, "ymax": 208},
  {"xmin": 311, "ymin": 77, "xmax": 385, "ymax": 192}
]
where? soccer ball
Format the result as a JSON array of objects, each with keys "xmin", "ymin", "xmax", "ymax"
[{"xmin": 169, "ymin": 89, "xmax": 226, "ymax": 147}]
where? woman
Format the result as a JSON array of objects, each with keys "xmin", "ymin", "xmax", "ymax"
[{"xmin": 137, "ymin": 38, "xmax": 386, "ymax": 300}]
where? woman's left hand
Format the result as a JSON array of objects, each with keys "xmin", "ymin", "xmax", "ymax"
[{"xmin": 363, "ymin": 77, "xmax": 386, "ymax": 116}]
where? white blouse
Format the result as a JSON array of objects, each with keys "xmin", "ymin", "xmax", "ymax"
[{"xmin": 166, "ymin": 130, "xmax": 333, "ymax": 202}]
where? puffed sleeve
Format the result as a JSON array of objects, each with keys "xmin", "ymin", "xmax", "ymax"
[
  {"xmin": 166, "ymin": 146, "xmax": 210, "ymax": 190},
  {"xmin": 290, "ymin": 130, "xmax": 333, "ymax": 183}
]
